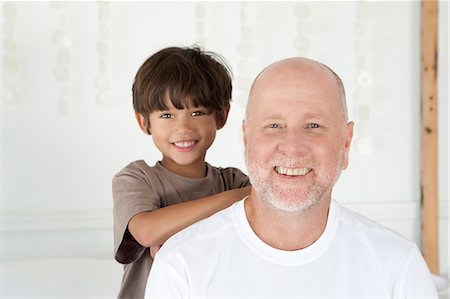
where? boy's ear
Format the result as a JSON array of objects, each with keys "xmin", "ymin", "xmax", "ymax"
[
  {"xmin": 135, "ymin": 112, "xmax": 151, "ymax": 134},
  {"xmin": 216, "ymin": 104, "xmax": 231, "ymax": 130}
]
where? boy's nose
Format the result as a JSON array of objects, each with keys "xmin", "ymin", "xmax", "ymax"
[{"xmin": 175, "ymin": 117, "xmax": 194, "ymax": 133}]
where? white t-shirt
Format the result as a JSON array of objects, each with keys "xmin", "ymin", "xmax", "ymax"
[{"xmin": 145, "ymin": 199, "xmax": 438, "ymax": 298}]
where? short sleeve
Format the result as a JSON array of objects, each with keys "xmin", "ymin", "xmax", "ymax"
[
  {"xmin": 112, "ymin": 162, "xmax": 162, "ymax": 264},
  {"xmin": 145, "ymin": 253, "xmax": 188, "ymax": 299},
  {"xmin": 220, "ymin": 167, "xmax": 251, "ymax": 189},
  {"xmin": 395, "ymin": 247, "xmax": 439, "ymax": 298}
]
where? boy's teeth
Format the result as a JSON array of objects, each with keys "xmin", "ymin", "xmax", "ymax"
[
  {"xmin": 275, "ymin": 166, "xmax": 312, "ymax": 176},
  {"xmin": 174, "ymin": 141, "xmax": 196, "ymax": 148}
]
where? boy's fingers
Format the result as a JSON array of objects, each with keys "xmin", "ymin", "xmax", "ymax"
[{"xmin": 150, "ymin": 245, "xmax": 161, "ymax": 258}]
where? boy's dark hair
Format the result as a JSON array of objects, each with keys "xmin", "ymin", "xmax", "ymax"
[{"xmin": 132, "ymin": 46, "xmax": 232, "ymax": 133}]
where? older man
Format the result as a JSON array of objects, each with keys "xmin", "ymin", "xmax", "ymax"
[{"xmin": 145, "ymin": 58, "xmax": 437, "ymax": 298}]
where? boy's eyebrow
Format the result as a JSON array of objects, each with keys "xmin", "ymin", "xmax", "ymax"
[
  {"xmin": 153, "ymin": 108, "xmax": 172, "ymax": 113},
  {"xmin": 154, "ymin": 105, "xmax": 209, "ymax": 112},
  {"xmin": 188, "ymin": 105, "xmax": 208, "ymax": 109}
]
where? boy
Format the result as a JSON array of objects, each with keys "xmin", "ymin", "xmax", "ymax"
[{"xmin": 112, "ymin": 46, "xmax": 250, "ymax": 299}]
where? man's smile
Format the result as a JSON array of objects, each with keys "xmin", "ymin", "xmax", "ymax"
[{"xmin": 274, "ymin": 166, "xmax": 313, "ymax": 177}]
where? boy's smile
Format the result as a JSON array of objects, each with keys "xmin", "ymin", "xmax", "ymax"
[{"xmin": 172, "ymin": 140, "xmax": 198, "ymax": 151}]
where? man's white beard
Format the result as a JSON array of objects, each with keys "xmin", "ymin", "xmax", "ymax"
[{"xmin": 246, "ymin": 152, "xmax": 343, "ymax": 213}]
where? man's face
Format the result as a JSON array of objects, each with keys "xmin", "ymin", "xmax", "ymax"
[{"xmin": 243, "ymin": 61, "xmax": 353, "ymax": 213}]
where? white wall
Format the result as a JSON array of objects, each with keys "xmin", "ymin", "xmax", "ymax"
[{"xmin": 1, "ymin": 0, "xmax": 448, "ymax": 279}]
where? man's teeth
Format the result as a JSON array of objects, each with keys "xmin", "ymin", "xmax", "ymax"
[
  {"xmin": 174, "ymin": 141, "xmax": 196, "ymax": 148},
  {"xmin": 275, "ymin": 166, "xmax": 312, "ymax": 176}
]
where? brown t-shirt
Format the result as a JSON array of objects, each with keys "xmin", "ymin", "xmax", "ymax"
[{"xmin": 112, "ymin": 160, "xmax": 250, "ymax": 299}]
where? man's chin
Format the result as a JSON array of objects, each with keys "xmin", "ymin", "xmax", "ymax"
[{"xmin": 263, "ymin": 191, "xmax": 321, "ymax": 213}]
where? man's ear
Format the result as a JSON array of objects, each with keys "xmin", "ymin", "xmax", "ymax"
[
  {"xmin": 341, "ymin": 121, "xmax": 354, "ymax": 170},
  {"xmin": 216, "ymin": 104, "xmax": 231, "ymax": 130},
  {"xmin": 135, "ymin": 112, "xmax": 151, "ymax": 134}
]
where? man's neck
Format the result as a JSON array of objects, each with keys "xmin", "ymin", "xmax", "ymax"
[{"xmin": 244, "ymin": 194, "xmax": 331, "ymax": 251}]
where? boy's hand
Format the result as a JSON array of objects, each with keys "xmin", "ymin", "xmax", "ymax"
[
  {"xmin": 227, "ymin": 186, "xmax": 251, "ymax": 203},
  {"xmin": 150, "ymin": 245, "xmax": 161, "ymax": 258}
]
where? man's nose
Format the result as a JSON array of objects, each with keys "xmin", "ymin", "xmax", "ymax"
[{"xmin": 277, "ymin": 129, "xmax": 308, "ymax": 155}]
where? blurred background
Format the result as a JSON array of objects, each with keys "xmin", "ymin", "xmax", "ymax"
[{"xmin": 1, "ymin": 1, "xmax": 448, "ymax": 298}]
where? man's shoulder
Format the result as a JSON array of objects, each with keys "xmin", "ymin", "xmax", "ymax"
[
  {"xmin": 335, "ymin": 201, "xmax": 417, "ymax": 251},
  {"xmin": 157, "ymin": 201, "xmax": 240, "ymax": 258}
]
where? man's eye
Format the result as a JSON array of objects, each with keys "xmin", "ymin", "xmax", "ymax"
[
  {"xmin": 268, "ymin": 124, "xmax": 281, "ymax": 129},
  {"xmin": 307, "ymin": 123, "xmax": 320, "ymax": 129},
  {"xmin": 191, "ymin": 111, "xmax": 206, "ymax": 117},
  {"xmin": 160, "ymin": 113, "xmax": 173, "ymax": 119}
]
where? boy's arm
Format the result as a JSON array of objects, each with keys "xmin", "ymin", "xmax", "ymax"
[{"xmin": 128, "ymin": 186, "xmax": 251, "ymax": 248}]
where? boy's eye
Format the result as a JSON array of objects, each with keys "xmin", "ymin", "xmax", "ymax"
[
  {"xmin": 159, "ymin": 113, "xmax": 173, "ymax": 119},
  {"xmin": 191, "ymin": 111, "xmax": 206, "ymax": 117}
]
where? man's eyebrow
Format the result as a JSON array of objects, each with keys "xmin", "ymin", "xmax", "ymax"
[
  {"xmin": 260, "ymin": 113, "xmax": 283, "ymax": 121},
  {"xmin": 260, "ymin": 112, "xmax": 328, "ymax": 121},
  {"xmin": 302, "ymin": 112, "xmax": 327, "ymax": 120}
]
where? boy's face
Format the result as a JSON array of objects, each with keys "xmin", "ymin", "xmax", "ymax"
[{"xmin": 147, "ymin": 97, "xmax": 218, "ymax": 178}]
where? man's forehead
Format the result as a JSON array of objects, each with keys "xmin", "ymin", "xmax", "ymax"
[{"xmin": 249, "ymin": 88, "xmax": 342, "ymax": 112}]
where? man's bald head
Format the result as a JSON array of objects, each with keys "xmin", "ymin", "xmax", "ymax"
[{"xmin": 246, "ymin": 57, "xmax": 348, "ymax": 124}]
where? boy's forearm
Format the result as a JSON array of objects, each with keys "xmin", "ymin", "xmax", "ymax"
[{"xmin": 128, "ymin": 186, "xmax": 251, "ymax": 247}]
